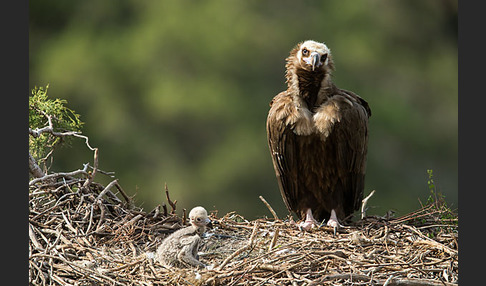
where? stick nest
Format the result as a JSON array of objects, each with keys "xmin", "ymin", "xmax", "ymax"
[{"xmin": 29, "ymin": 162, "xmax": 457, "ymax": 286}]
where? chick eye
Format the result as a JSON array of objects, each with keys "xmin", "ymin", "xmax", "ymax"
[
  {"xmin": 302, "ymin": 48, "xmax": 309, "ymax": 56},
  {"xmin": 196, "ymin": 218, "xmax": 201, "ymax": 221},
  {"xmin": 321, "ymin": 54, "xmax": 328, "ymax": 62}
]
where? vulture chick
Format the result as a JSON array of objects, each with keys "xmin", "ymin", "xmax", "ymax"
[
  {"xmin": 266, "ymin": 40, "xmax": 371, "ymax": 230},
  {"xmin": 155, "ymin": 206, "xmax": 210, "ymax": 268}
]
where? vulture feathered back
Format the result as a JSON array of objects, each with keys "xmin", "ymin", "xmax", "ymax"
[{"xmin": 266, "ymin": 40, "xmax": 371, "ymax": 230}]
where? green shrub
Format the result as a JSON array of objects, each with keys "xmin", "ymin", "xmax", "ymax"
[{"xmin": 29, "ymin": 85, "xmax": 83, "ymax": 170}]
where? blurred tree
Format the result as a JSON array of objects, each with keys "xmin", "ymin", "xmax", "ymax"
[{"xmin": 29, "ymin": 0, "xmax": 457, "ymax": 219}]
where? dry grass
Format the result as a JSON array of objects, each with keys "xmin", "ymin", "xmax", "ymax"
[
  {"xmin": 29, "ymin": 166, "xmax": 457, "ymax": 286},
  {"xmin": 29, "ymin": 93, "xmax": 458, "ymax": 285}
]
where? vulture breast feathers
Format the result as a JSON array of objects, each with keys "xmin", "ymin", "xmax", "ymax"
[{"xmin": 266, "ymin": 40, "xmax": 371, "ymax": 227}]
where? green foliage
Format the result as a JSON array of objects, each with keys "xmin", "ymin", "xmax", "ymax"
[
  {"xmin": 426, "ymin": 169, "xmax": 437, "ymax": 204},
  {"xmin": 425, "ymin": 169, "xmax": 457, "ymax": 228},
  {"xmin": 29, "ymin": 1, "xmax": 458, "ymax": 218},
  {"xmin": 426, "ymin": 169, "xmax": 447, "ymax": 209},
  {"xmin": 29, "ymin": 85, "xmax": 83, "ymax": 165}
]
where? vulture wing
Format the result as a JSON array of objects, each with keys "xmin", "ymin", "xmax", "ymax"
[
  {"xmin": 326, "ymin": 89, "xmax": 371, "ymax": 215},
  {"xmin": 266, "ymin": 91, "xmax": 301, "ymax": 213},
  {"xmin": 267, "ymin": 89, "xmax": 371, "ymax": 220}
]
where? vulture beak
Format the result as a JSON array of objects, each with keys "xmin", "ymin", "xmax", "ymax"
[{"xmin": 310, "ymin": 52, "xmax": 320, "ymax": 71}]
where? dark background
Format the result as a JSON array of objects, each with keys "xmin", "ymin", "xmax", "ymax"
[{"xmin": 29, "ymin": 0, "xmax": 458, "ymax": 220}]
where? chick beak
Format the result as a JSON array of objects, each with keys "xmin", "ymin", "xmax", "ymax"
[
  {"xmin": 205, "ymin": 218, "xmax": 213, "ymax": 229},
  {"xmin": 310, "ymin": 52, "xmax": 320, "ymax": 71}
]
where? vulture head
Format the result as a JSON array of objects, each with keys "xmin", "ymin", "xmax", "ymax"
[
  {"xmin": 188, "ymin": 206, "xmax": 211, "ymax": 229},
  {"xmin": 285, "ymin": 40, "xmax": 336, "ymax": 103},
  {"xmin": 297, "ymin": 40, "xmax": 334, "ymax": 72}
]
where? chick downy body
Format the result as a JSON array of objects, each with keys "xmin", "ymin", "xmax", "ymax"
[{"xmin": 155, "ymin": 206, "xmax": 210, "ymax": 268}]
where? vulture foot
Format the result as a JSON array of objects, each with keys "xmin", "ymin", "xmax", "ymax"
[
  {"xmin": 326, "ymin": 209, "xmax": 342, "ymax": 235},
  {"xmin": 298, "ymin": 208, "xmax": 319, "ymax": 231}
]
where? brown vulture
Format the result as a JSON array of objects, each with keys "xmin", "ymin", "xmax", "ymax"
[{"xmin": 266, "ymin": 40, "xmax": 371, "ymax": 230}]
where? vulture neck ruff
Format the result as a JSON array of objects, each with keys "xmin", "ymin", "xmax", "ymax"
[
  {"xmin": 296, "ymin": 69, "xmax": 330, "ymax": 109},
  {"xmin": 285, "ymin": 47, "xmax": 333, "ymax": 111}
]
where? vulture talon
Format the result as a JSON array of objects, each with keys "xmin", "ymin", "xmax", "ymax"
[{"xmin": 298, "ymin": 208, "xmax": 319, "ymax": 231}]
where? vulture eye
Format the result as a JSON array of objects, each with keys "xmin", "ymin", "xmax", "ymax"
[
  {"xmin": 302, "ymin": 48, "xmax": 309, "ymax": 56},
  {"xmin": 321, "ymin": 54, "xmax": 328, "ymax": 62},
  {"xmin": 196, "ymin": 218, "xmax": 201, "ymax": 222}
]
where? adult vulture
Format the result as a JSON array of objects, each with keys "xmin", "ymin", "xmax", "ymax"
[{"xmin": 266, "ymin": 40, "xmax": 371, "ymax": 230}]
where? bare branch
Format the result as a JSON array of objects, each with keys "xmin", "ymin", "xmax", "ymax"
[
  {"xmin": 114, "ymin": 181, "xmax": 133, "ymax": 206},
  {"xmin": 361, "ymin": 189, "xmax": 376, "ymax": 219},
  {"xmin": 29, "ymin": 110, "xmax": 81, "ymax": 139},
  {"xmin": 29, "ymin": 152, "xmax": 45, "ymax": 179},
  {"xmin": 72, "ymin": 133, "xmax": 96, "ymax": 151},
  {"xmin": 217, "ymin": 222, "xmax": 259, "ymax": 270},
  {"xmin": 29, "ymin": 164, "xmax": 90, "ymax": 186},
  {"xmin": 259, "ymin": 195, "xmax": 279, "ymax": 220},
  {"xmin": 96, "ymin": 179, "xmax": 119, "ymax": 201},
  {"xmin": 164, "ymin": 183, "xmax": 177, "ymax": 214},
  {"xmin": 83, "ymin": 148, "xmax": 99, "ymax": 188}
]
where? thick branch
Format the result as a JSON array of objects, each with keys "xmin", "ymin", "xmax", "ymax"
[
  {"xmin": 29, "ymin": 164, "xmax": 89, "ymax": 186},
  {"xmin": 29, "ymin": 127, "xmax": 80, "ymax": 138},
  {"xmin": 29, "ymin": 111, "xmax": 80, "ymax": 138},
  {"xmin": 29, "ymin": 152, "xmax": 45, "ymax": 179}
]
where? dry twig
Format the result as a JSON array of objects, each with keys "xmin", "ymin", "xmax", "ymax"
[
  {"xmin": 29, "ymin": 132, "xmax": 458, "ymax": 286},
  {"xmin": 259, "ymin": 195, "xmax": 279, "ymax": 220},
  {"xmin": 164, "ymin": 183, "xmax": 177, "ymax": 214}
]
